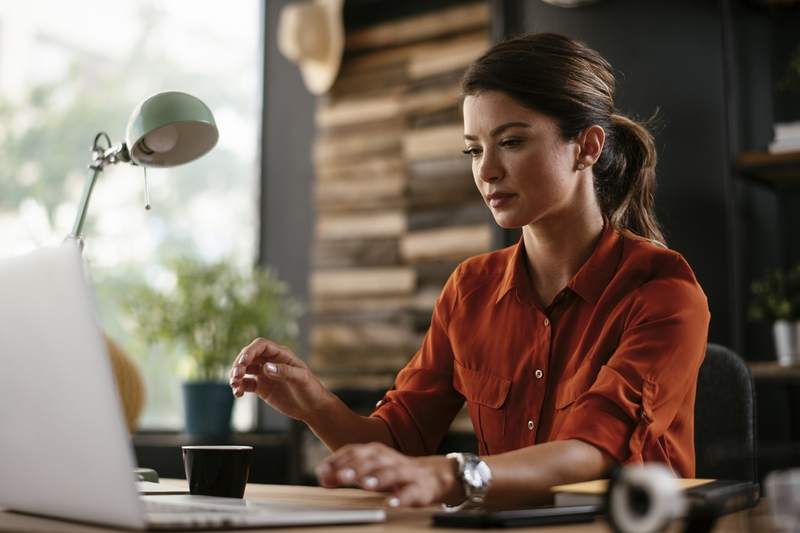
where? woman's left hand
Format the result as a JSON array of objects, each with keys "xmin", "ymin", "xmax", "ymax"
[{"xmin": 315, "ymin": 443, "xmax": 464, "ymax": 508}]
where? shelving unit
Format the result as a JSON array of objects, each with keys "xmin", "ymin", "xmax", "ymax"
[{"xmin": 737, "ymin": 150, "xmax": 800, "ymax": 186}]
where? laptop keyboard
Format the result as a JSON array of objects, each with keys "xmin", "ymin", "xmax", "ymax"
[{"xmin": 144, "ymin": 499, "xmax": 254, "ymax": 529}]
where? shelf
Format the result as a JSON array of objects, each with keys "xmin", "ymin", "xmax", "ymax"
[
  {"xmin": 748, "ymin": 361, "xmax": 800, "ymax": 381},
  {"xmin": 736, "ymin": 150, "xmax": 800, "ymax": 186}
]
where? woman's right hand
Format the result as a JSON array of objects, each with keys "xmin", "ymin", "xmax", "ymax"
[{"xmin": 228, "ymin": 337, "xmax": 333, "ymax": 423}]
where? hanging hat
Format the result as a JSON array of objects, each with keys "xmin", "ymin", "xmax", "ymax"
[{"xmin": 277, "ymin": 0, "xmax": 344, "ymax": 95}]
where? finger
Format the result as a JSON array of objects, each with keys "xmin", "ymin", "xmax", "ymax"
[
  {"xmin": 390, "ymin": 482, "xmax": 431, "ymax": 508},
  {"xmin": 316, "ymin": 444, "xmax": 365, "ymax": 487},
  {"xmin": 236, "ymin": 338, "xmax": 300, "ymax": 369},
  {"xmin": 259, "ymin": 361, "xmax": 307, "ymax": 384},
  {"xmin": 317, "ymin": 453, "xmax": 393, "ymax": 489},
  {"xmin": 229, "ymin": 375, "xmax": 259, "ymax": 397},
  {"xmin": 357, "ymin": 465, "xmax": 405, "ymax": 492},
  {"xmin": 229, "ymin": 365, "xmax": 245, "ymax": 380},
  {"xmin": 318, "ymin": 443, "xmax": 396, "ymax": 486}
]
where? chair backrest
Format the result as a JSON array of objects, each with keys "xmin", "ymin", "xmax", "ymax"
[{"xmin": 694, "ymin": 343, "xmax": 757, "ymax": 482}]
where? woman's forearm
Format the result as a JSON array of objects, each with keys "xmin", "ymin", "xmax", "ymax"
[
  {"xmin": 304, "ymin": 393, "xmax": 394, "ymax": 451},
  {"xmin": 482, "ymin": 439, "xmax": 613, "ymax": 508}
]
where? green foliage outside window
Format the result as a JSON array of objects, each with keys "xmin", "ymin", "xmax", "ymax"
[{"xmin": 121, "ymin": 257, "xmax": 303, "ymax": 381}]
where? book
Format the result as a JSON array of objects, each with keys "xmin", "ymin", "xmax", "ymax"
[
  {"xmin": 551, "ymin": 478, "xmax": 760, "ymax": 515},
  {"xmin": 401, "ymin": 224, "xmax": 493, "ymax": 263},
  {"xmin": 312, "ymin": 294, "xmax": 414, "ymax": 316},
  {"xmin": 407, "ymin": 31, "xmax": 489, "ymax": 80},
  {"xmin": 314, "ymin": 175, "xmax": 406, "ymax": 213},
  {"xmin": 315, "ymin": 210, "xmax": 407, "ymax": 240},
  {"xmin": 316, "ymin": 156, "xmax": 404, "ymax": 182},
  {"xmin": 345, "ymin": 2, "xmax": 489, "ymax": 53},
  {"xmin": 313, "ymin": 238, "xmax": 400, "ymax": 268},
  {"xmin": 408, "ymin": 201, "xmax": 489, "ymax": 231},
  {"xmin": 316, "ymin": 92, "xmax": 403, "ymax": 130},
  {"xmin": 311, "ymin": 267, "xmax": 416, "ymax": 298},
  {"xmin": 403, "ymin": 124, "xmax": 466, "ymax": 161},
  {"xmin": 552, "ymin": 478, "xmax": 712, "ymax": 507},
  {"xmin": 314, "ymin": 119, "xmax": 403, "ymax": 164},
  {"xmin": 311, "ymin": 321, "xmax": 423, "ymax": 351}
]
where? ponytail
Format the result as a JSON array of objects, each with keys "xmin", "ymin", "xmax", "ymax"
[{"xmin": 594, "ymin": 112, "xmax": 665, "ymax": 245}]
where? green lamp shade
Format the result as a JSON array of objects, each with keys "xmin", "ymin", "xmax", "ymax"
[{"xmin": 125, "ymin": 91, "xmax": 218, "ymax": 168}]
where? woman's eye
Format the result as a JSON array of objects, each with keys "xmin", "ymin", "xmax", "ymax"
[
  {"xmin": 462, "ymin": 147, "xmax": 482, "ymax": 158},
  {"xmin": 500, "ymin": 138, "xmax": 522, "ymax": 148}
]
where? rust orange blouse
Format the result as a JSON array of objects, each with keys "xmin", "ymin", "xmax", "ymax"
[{"xmin": 372, "ymin": 222, "xmax": 710, "ymax": 477}]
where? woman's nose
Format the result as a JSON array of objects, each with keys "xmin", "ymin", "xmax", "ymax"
[{"xmin": 477, "ymin": 150, "xmax": 502, "ymax": 182}]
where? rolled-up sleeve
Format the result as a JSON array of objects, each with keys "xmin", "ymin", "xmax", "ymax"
[
  {"xmin": 555, "ymin": 255, "xmax": 710, "ymax": 468},
  {"xmin": 370, "ymin": 267, "xmax": 466, "ymax": 456}
]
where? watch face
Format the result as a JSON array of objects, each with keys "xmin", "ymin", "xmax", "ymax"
[{"xmin": 464, "ymin": 459, "xmax": 492, "ymax": 490}]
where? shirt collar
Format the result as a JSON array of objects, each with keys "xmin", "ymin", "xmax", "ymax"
[
  {"xmin": 495, "ymin": 239, "xmax": 529, "ymax": 305},
  {"xmin": 567, "ymin": 221, "xmax": 622, "ymax": 304},
  {"xmin": 495, "ymin": 220, "xmax": 622, "ymax": 306}
]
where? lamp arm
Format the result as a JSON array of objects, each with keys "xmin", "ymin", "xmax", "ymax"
[
  {"xmin": 65, "ymin": 132, "xmax": 131, "ymax": 247},
  {"xmin": 67, "ymin": 166, "xmax": 103, "ymax": 245}
]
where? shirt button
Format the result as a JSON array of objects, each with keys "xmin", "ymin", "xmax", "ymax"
[
  {"xmin": 534, "ymin": 369, "xmax": 543, "ymax": 379},
  {"xmin": 544, "ymin": 318, "xmax": 550, "ymax": 327},
  {"xmin": 527, "ymin": 420, "xmax": 534, "ymax": 431}
]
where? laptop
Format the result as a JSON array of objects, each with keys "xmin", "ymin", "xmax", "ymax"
[{"xmin": 0, "ymin": 243, "xmax": 386, "ymax": 530}]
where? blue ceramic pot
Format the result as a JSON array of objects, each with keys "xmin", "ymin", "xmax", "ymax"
[{"xmin": 182, "ymin": 381, "xmax": 234, "ymax": 436}]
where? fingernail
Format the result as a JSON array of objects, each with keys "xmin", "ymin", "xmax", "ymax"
[
  {"xmin": 234, "ymin": 367, "xmax": 244, "ymax": 378},
  {"xmin": 387, "ymin": 497, "xmax": 400, "ymax": 508},
  {"xmin": 264, "ymin": 362, "xmax": 278, "ymax": 374},
  {"xmin": 363, "ymin": 476, "xmax": 378, "ymax": 490},
  {"xmin": 338, "ymin": 468, "xmax": 356, "ymax": 483},
  {"xmin": 238, "ymin": 353, "xmax": 247, "ymax": 365}
]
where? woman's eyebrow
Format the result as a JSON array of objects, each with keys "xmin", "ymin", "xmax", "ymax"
[{"xmin": 464, "ymin": 121, "xmax": 532, "ymax": 140}]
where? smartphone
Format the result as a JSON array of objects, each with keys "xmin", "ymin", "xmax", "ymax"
[{"xmin": 432, "ymin": 504, "xmax": 601, "ymax": 528}]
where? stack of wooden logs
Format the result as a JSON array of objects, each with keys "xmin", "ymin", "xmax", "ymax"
[{"xmin": 309, "ymin": 2, "xmax": 493, "ymax": 424}]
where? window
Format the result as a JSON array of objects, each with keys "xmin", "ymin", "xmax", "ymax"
[{"xmin": 0, "ymin": 1, "xmax": 262, "ymax": 429}]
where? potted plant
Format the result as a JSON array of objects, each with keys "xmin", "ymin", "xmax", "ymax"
[
  {"xmin": 124, "ymin": 256, "xmax": 302, "ymax": 435},
  {"xmin": 749, "ymin": 263, "xmax": 800, "ymax": 366}
]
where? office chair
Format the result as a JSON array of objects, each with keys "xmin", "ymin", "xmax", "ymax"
[{"xmin": 694, "ymin": 343, "xmax": 757, "ymax": 482}]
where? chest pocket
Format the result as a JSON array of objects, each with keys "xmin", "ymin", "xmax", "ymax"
[
  {"xmin": 452, "ymin": 361, "xmax": 511, "ymax": 455},
  {"xmin": 555, "ymin": 371, "xmax": 594, "ymax": 411}
]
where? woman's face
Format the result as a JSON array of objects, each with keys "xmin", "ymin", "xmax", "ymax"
[{"xmin": 462, "ymin": 90, "xmax": 584, "ymax": 229}]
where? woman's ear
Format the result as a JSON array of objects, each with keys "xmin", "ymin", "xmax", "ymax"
[{"xmin": 577, "ymin": 125, "xmax": 605, "ymax": 168}]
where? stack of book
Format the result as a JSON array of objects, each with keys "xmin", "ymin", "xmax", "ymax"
[
  {"xmin": 768, "ymin": 121, "xmax": 800, "ymax": 154},
  {"xmin": 309, "ymin": 1, "xmax": 492, "ymax": 397}
]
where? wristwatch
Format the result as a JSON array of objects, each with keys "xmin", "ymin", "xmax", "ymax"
[{"xmin": 444, "ymin": 452, "xmax": 492, "ymax": 511}]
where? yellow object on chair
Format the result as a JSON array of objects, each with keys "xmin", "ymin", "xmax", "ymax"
[{"xmin": 104, "ymin": 335, "xmax": 145, "ymax": 433}]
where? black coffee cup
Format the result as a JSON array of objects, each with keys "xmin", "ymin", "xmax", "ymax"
[{"xmin": 181, "ymin": 445, "xmax": 253, "ymax": 498}]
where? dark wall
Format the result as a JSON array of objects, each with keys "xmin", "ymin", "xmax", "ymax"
[
  {"xmin": 259, "ymin": 0, "xmax": 315, "ymax": 358},
  {"xmin": 258, "ymin": 0, "xmax": 316, "ymax": 429},
  {"xmin": 507, "ymin": 0, "xmax": 736, "ymax": 347}
]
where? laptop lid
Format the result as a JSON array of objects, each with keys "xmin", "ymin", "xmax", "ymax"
[{"xmin": 0, "ymin": 243, "xmax": 146, "ymax": 529}]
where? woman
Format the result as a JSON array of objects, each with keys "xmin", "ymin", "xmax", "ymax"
[{"xmin": 229, "ymin": 33, "xmax": 709, "ymax": 510}]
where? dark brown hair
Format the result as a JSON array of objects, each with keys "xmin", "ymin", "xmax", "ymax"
[{"xmin": 461, "ymin": 33, "xmax": 664, "ymax": 244}]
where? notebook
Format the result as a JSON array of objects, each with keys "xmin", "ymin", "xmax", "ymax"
[
  {"xmin": 551, "ymin": 478, "xmax": 715, "ymax": 507},
  {"xmin": 551, "ymin": 478, "xmax": 759, "ymax": 515},
  {"xmin": 0, "ymin": 243, "xmax": 385, "ymax": 530}
]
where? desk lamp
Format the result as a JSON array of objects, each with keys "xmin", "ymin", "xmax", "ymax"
[{"xmin": 67, "ymin": 91, "xmax": 218, "ymax": 247}]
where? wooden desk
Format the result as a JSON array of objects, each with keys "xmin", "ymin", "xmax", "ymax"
[{"xmin": 0, "ymin": 480, "xmax": 777, "ymax": 532}]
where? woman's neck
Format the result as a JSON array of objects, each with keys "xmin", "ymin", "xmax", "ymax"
[{"xmin": 522, "ymin": 202, "xmax": 605, "ymax": 309}]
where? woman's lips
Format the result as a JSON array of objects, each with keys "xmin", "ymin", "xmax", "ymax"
[{"xmin": 487, "ymin": 193, "xmax": 516, "ymax": 208}]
